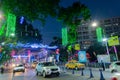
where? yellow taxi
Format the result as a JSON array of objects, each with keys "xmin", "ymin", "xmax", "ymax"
[
  {"xmin": 65, "ymin": 60, "xmax": 85, "ymax": 70},
  {"xmin": 31, "ymin": 61, "xmax": 38, "ymax": 68}
]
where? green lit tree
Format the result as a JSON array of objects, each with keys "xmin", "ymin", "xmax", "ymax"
[
  {"xmin": 1, "ymin": 0, "xmax": 90, "ymax": 26},
  {"xmin": 0, "ymin": 0, "xmax": 90, "ymax": 62}
]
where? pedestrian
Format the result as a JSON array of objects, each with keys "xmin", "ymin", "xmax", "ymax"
[{"xmin": 101, "ymin": 60, "xmax": 105, "ymax": 71}]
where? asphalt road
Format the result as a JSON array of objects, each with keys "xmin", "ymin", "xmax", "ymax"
[{"xmin": 0, "ymin": 68, "xmax": 115, "ymax": 80}]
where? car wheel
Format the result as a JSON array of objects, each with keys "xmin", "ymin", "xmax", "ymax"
[
  {"xmin": 56, "ymin": 72, "xmax": 60, "ymax": 76},
  {"xmin": 23, "ymin": 70, "xmax": 25, "ymax": 73},
  {"xmin": 13, "ymin": 71, "xmax": 15, "ymax": 73},
  {"xmin": 43, "ymin": 71, "xmax": 46, "ymax": 78},
  {"xmin": 111, "ymin": 70, "xmax": 117, "ymax": 73}
]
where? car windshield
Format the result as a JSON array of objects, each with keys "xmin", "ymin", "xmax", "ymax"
[
  {"xmin": 17, "ymin": 65, "xmax": 23, "ymax": 67},
  {"xmin": 116, "ymin": 62, "xmax": 120, "ymax": 65},
  {"xmin": 42, "ymin": 62, "xmax": 55, "ymax": 66}
]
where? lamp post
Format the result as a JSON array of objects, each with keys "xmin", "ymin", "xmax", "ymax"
[
  {"xmin": 102, "ymin": 38, "xmax": 110, "ymax": 56},
  {"xmin": 91, "ymin": 22, "xmax": 110, "ymax": 56}
]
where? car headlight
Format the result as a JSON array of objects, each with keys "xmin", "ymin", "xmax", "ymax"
[
  {"xmin": 12, "ymin": 64, "xmax": 15, "ymax": 67},
  {"xmin": 58, "ymin": 67, "xmax": 61, "ymax": 71}
]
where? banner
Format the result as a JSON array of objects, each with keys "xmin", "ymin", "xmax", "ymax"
[
  {"xmin": 108, "ymin": 36, "xmax": 119, "ymax": 46},
  {"xmin": 97, "ymin": 55, "xmax": 110, "ymax": 63},
  {"xmin": 78, "ymin": 51, "xmax": 87, "ymax": 62},
  {"xmin": 75, "ymin": 44, "xmax": 80, "ymax": 50}
]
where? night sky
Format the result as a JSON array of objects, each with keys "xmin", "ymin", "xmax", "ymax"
[{"xmin": 32, "ymin": 0, "xmax": 120, "ymax": 45}]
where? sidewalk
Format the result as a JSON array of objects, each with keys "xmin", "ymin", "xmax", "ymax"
[
  {"xmin": 62, "ymin": 71, "xmax": 107, "ymax": 80},
  {"xmin": 61, "ymin": 67, "xmax": 111, "ymax": 80}
]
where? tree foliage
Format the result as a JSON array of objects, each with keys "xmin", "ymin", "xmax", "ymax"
[
  {"xmin": 86, "ymin": 42, "xmax": 106, "ymax": 62},
  {"xmin": 1, "ymin": 0, "xmax": 90, "ymax": 26}
]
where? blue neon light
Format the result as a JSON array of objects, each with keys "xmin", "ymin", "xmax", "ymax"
[{"xmin": 20, "ymin": 16, "xmax": 24, "ymax": 24}]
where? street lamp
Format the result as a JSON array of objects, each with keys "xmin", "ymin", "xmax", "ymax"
[
  {"xmin": 10, "ymin": 33, "xmax": 15, "ymax": 37},
  {"xmin": 91, "ymin": 21, "xmax": 110, "ymax": 56},
  {"xmin": 91, "ymin": 21, "xmax": 98, "ymax": 27}
]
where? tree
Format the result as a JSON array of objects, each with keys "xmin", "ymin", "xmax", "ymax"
[
  {"xmin": 1, "ymin": 0, "xmax": 90, "ymax": 26},
  {"xmin": 86, "ymin": 42, "xmax": 106, "ymax": 62},
  {"xmin": 49, "ymin": 36, "xmax": 62, "ymax": 46}
]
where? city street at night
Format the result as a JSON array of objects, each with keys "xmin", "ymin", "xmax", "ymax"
[
  {"xmin": 0, "ymin": 67, "xmax": 116, "ymax": 80},
  {"xmin": 0, "ymin": 0, "xmax": 120, "ymax": 80}
]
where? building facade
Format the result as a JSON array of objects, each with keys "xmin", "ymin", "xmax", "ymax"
[
  {"xmin": 76, "ymin": 17, "xmax": 120, "ymax": 50},
  {"xmin": 77, "ymin": 20, "xmax": 97, "ymax": 50},
  {"xmin": 100, "ymin": 17, "xmax": 120, "ymax": 38}
]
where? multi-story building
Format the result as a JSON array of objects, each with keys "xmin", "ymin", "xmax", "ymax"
[
  {"xmin": 77, "ymin": 17, "xmax": 120, "ymax": 50},
  {"xmin": 100, "ymin": 17, "xmax": 120, "ymax": 38},
  {"xmin": 77, "ymin": 20, "xmax": 97, "ymax": 50},
  {"xmin": 16, "ymin": 17, "xmax": 42, "ymax": 43}
]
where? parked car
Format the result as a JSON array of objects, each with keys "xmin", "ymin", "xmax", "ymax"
[
  {"xmin": 65, "ymin": 60, "xmax": 85, "ymax": 70},
  {"xmin": 35, "ymin": 62, "xmax": 60, "ymax": 78},
  {"xmin": 13, "ymin": 64, "xmax": 25, "ymax": 73},
  {"xmin": 109, "ymin": 61, "xmax": 120, "ymax": 73}
]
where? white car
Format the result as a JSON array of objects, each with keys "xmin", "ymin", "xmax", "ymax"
[
  {"xmin": 111, "ymin": 72, "xmax": 120, "ymax": 80},
  {"xmin": 109, "ymin": 61, "xmax": 120, "ymax": 73},
  {"xmin": 35, "ymin": 62, "xmax": 60, "ymax": 78},
  {"xmin": 13, "ymin": 64, "xmax": 25, "ymax": 73}
]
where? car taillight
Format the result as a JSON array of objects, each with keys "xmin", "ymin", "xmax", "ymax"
[{"xmin": 111, "ymin": 77, "xmax": 118, "ymax": 80}]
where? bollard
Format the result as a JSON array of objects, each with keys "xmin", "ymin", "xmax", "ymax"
[
  {"xmin": 81, "ymin": 68, "xmax": 84, "ymax": 76},
  {"xmin": 62, "ymin": 66, "xmax": 66, "ymax": 73},
  {"xmin": 89, "ymin": 68, "xmax": 94, "ymax": 78},
  {"xmin": 99, "ymin": 69, "xmax": 105, "ymax": 80},
  {"xmin": 72, "ymin": 69, "xmax": 75, "ymax": 74},
  {"xmin": 64, "ymin": 66, "xmax": 66, "ymax": 73}
]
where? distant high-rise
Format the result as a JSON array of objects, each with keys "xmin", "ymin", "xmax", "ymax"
[
  {"xmin": 76, "ymin": 17, "xmax": 120, "ymax": 50},
  {"xmin": 100, "ymin": 17, "xmax": 120, "ymax": 37},
  {"xmin": 77, "ymin": 20, "xmax": 97, "ymax": 50}
]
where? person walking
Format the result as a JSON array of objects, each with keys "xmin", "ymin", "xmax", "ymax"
[{"xmin": 101, "ymin": 60, "xmax": 105, "ymax": 71}]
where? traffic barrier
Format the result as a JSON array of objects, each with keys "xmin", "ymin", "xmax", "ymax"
[
  {"xmin": 99, "ymin": 69, "xmax": 105, "ymax": 80},
  {"xmin": 62, "ymin": 66, "xmax": 66, "ymax": 73},
  {"xmin": 72, "ymin": 69, "xmax": 75, "ymax": 74},
  {"xmin": 81, "ymin": 68, "xmax": 84, "ymax": 76},
  {"xmin": 89, "ymin": 68, "xmax": 94, "ymax": 78}
]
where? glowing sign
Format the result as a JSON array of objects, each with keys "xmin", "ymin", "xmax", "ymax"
[
  {"xmin": 78, "ymin": 51, "xmax": 87, "ymax": 62},
  {"xmin": 75, "ymin": 44, "xmax": 80, "ymax": 50},
  {"xmin": 96, "ymin": 27, "xmax": 103, "ymax": 42},
  {"xmin": 108, "ymin": 36, "xmax": 119, "ymax": 46},
  {"xmin": 62, "ymin": 27, "xmax": 68, "ymax": 45},
  {"xmin": 6, "ymin": 13, "xmax": 16, "ymax": 37},
  {"xmin": 0, "ymin": 24, "xmax": 5, "ymax": 36},
  {"xmin": 13, "ymin": 55, "xmax": 28, "ymax": 58},
  {"xmin": 20, "ymin": 16, "xmax": 24, "ymax": 24}
]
